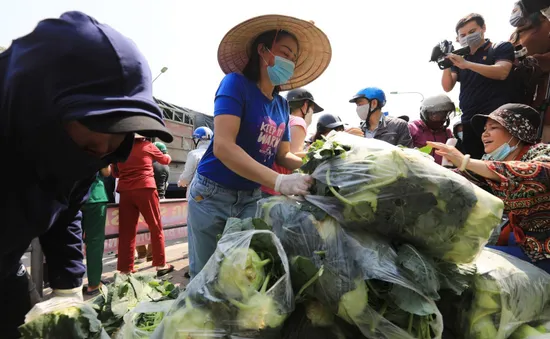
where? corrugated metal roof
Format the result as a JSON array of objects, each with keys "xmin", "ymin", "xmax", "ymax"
[{"xmin": 154, "ymin": 97, "xmax": 213, "ymax": 130}]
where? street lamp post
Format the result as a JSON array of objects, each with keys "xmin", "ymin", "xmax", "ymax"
[
  {"xmin": 390, "ymin": 91, "xmax": 425, "ymax": 101},
  {"xmin": 152, "ymin": 66, "xmax": 168, "ymax": 83}
]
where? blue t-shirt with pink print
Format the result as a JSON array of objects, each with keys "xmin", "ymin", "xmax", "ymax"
[{"xmin": 197, "ymin": 73, "xmax": 290, "ymax": 190}]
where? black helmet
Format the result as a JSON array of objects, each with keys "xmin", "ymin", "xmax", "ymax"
[
  {"xmin": 398, "ymin": 115, "xmax": 410, "ymax": 123},
  {"xmin": 420, "ymin": 94, "xmax": 455, "ymax": 128},
  {"xmin": 286, "ymin": 88, "xmax": 324, "ymax": 113},
  {"xmin": 317, "ymin": 113, "xmax": 344, "ymax": 130}
]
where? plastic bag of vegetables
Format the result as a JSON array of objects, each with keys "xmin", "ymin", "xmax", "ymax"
[
  {"xmin": 151, "ymin": 218, "xmax": 294, "ymax": 339},
  {"xmin": 444, "ymin": 248, "xmax": 550, "ymax": 339},
  {"xmin": 258, "ymin": 196, "xmax": 444, "ymax": 339},
  {"xmin": 19, "ymin": 297, "xmax": 110, "ymax": 339},
  {"xmin": 117, "ymin": 300, "xmax": 174, "ymax": 339},
  {"xmin": 303, "ymin": 131, "xmax": 504, "ymax": 264}
]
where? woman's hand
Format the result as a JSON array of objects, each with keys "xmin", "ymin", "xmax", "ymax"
[
  {"xmin": 345, "ymin": 127, "xmax": 364, "ymax": 137},
  {"xmin": 426, "ymin": 141, "xmax": 465, "ymax": 168}
]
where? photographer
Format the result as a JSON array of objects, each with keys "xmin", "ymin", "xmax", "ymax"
[
  {"xmin": 441, "ymin": 13, "xmax": 515, "ymax": 159},
  {"xmin": 510, "ymin": 2, "xmax": 550, "ymax": 142}
]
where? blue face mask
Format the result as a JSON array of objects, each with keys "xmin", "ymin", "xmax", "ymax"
[
  {"xmin": 457, "ymin": 131, "xmax": 463, "ymax": 140},
  {"xmin": 264, "ymin": 50, "xmax": 295, "ymax": 86},
  {"xmin": 482, "ymin": 137, "xmax": 519, "ymax": 161}
]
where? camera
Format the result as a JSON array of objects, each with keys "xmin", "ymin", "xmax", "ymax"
[{"xmin": 430, "ymin": 40, "xmax": 471, "ymax": 70}]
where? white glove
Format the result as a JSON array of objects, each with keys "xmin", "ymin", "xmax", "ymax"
[
  {"xmin": 52, "ymin": 286, "xmax": 83, "ymax": 301},
  {"xmin": 274, "ymin": 173, "xmax": 313, "ymax": 196},
  {"xmin": 25, "ymin": 287, "xmax": 84, "ymax": 323}
]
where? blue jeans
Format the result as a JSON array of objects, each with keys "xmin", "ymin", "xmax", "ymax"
[
  {"xmin": 187, "ymin": 174, "xmax": 261, "ymax": 278},
  {"xmin": 487, "ymin": 232, "xmax": 550, "ymax": 274}
]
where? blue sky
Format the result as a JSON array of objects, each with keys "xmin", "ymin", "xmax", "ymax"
[{"xmin": 1, "ymin": 0, "xmax": 518, "ymax": 128}]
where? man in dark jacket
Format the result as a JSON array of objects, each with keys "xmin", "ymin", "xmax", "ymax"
[
  {"xmin": 349, "ymin": 87, "xmax": 413, "ymax": 147},
  {"xmin": 0, "ymin": 12, "xmax": 173, "ymax": 338}
]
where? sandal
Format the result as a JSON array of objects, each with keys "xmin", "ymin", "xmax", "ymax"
[{"xmin": 156, "ymin": 265, "xmax": 174, "ymax": 277}]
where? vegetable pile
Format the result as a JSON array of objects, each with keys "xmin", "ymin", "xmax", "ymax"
[
  {"xmin": 19, "ymin": 272, "xmax": 179, "ymax": 339},
  {"xmin": 259, "ymin": 196, "xmax": 444, "ymax": 339},
  {"xmin": 150, "ymin": 218, "xmax": 294, "ymax": 339},
  {"xmin": 303, "ymin": 132, "xmax": 504, "ymax": 264},
  {"xmin": 440, "ymin": 249, "xmax": 550, "ymax": 339},
  {"xmin": 20, "ymin": 298, "xmax": 110, "ymax": 339}
]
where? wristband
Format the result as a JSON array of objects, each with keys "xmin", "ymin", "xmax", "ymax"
[
  {"xmin": 274, "ymin": 174, "xmax": 283, "ymax": 193},
  {"xmin": 460, "ymin": 154, "xmax": 471, "ymax": 172}
]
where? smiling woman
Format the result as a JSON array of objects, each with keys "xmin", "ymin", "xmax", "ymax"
[
  {"xmin": 185, "ymin": 15, "xmax": 332, "ymax": 278},
  {"xmin": 429, "ymin": 103, "xmax": 550, "ymax": 273}
]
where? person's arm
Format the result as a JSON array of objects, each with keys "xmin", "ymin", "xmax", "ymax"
[
  {"xmin": 39, "ymin": 175, "xmax": 96, "ymax": 290},
  {"xmin": 100, "ymin": 166, "xmax": 111, "ymax": 177},
  {"xmin": 463, "ymin": 60, "xmax": 513, "ymax": 81},
  {"xmin": 276, "ymin": 141, "xmax": 303, "ymax": 170},
  {"xmin": 147, "ymin": 144, "xmax": 171, "ymax": 165},
  {"xmin": 428, "ymin": 141, "xmax": 550, "ymax": 190},
  {"xmin": 289, "ymin": 124, "xmax": 307, "ymax": 153},
  {"xmin": 178, "ymin": 151, "xmax": 199, "ymax": 187},
  {"xmin": 396, "ymin": 121, "xmax": 414, "ymax": 148},
  {"xmin": 442, "ymin": 68, "xmax": 458, "ymax": 92},
  {"xmin": 448, "ymin": 42, "xmax": 515, "ymax": 81},
  {"xmin": 110, "ymin": 163, "xmax": 120, "ymax": 178}
]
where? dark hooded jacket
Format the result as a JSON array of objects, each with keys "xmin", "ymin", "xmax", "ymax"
[{"xmin": 0, "ymin": 12, "xmax": 167, "ymax": 289}]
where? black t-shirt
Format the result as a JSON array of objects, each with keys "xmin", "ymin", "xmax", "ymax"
[
  {"xmin": 153, "ymin": 162, "xmax": 170, "ymax": 198},
  {"xmin": 451, "ymin": 40, "xmax": 515, "ymax": 122}
]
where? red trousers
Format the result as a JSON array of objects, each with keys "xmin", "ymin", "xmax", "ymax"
[{"xmin": 117, "ymin": 188, "xmax": 165, "ymax": 272}]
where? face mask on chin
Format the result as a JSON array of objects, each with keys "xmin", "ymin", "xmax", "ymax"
[{"xmin": 482, "ymin": 137, "xmax": 519, "ymax": 161}]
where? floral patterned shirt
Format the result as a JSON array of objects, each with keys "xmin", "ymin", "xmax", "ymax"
[{"xmin": 461, "ymin": 143, "xmax": 550, "ymax": 262}]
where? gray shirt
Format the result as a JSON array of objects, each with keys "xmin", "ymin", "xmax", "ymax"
[{"xmin": 362, "ymin": 115, "xmax": 413, "ymax": 147}]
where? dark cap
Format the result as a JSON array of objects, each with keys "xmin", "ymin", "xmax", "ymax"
[
  {"xmin": 0, "ymin": 11, "xmax": 174, "ymax": 143},
  {"xmin": 80, "ymin": 114, "xmax": 173, "ymax": 143},
  {"xmin": 286, "ymin": 88, "xmax": 324, "ymax": 113},
  {"xmin": 471, "ymin": 103, "xmax": 541, "ymax": 144}
]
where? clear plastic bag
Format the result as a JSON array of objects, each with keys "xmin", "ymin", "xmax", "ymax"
[
  {"xmin": 258, "ymin": 196, "xmax": 444, "ymax": 339},
  {"xmin": 304, "ymin": 131, "xmax": 505, "ymax": 264},
  {"xmin": 20, "ymin": 297, "xmax": 110, "ymax": 339},
  {"xmin": 449, "ymin": 249, "xmax": 550, "ymax": 339},
  {"xmin": 117, "ymin": 300, "xmax": 174, "ymax": 338},
  {"xmin": 151, "ymin": 218, "xmax": 294, "ymax": 339}
]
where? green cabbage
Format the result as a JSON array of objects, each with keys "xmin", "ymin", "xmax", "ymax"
[
  {"xmin": 230, "ymin": 274, "xmax": 287, "ymax": 331},
  {"xmin": 162, "ymin": 297, "xmax": 216, "ymax": 339},
  {"xmin": 217, "ymin": 248, "xmax": 271, "ymax": 300}
]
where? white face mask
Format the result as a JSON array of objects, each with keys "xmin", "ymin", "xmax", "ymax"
[
  {"xmin": 542, "ymin": 7, "xmax": 550, "ymax": 20},
  {"xmin": 356, "ymin": 104, "xmax": 370, "ymax": 121}
]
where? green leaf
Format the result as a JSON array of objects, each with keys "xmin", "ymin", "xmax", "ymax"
[
  {"xmin": 390, "ymin": 285, "xmax": 438, "ymax": 316},
  {"xmin": 418, "ymin": 145, "xmax": 433, "ymax": 154}
]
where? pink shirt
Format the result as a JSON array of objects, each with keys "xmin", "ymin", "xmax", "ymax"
[
  {"xmin": 261, "ymin": 116, "xmax": 307, "ymax": 195},
  {"xmin": 408, "ymin": 120, "xmax": 452, "ymax": 165}
]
